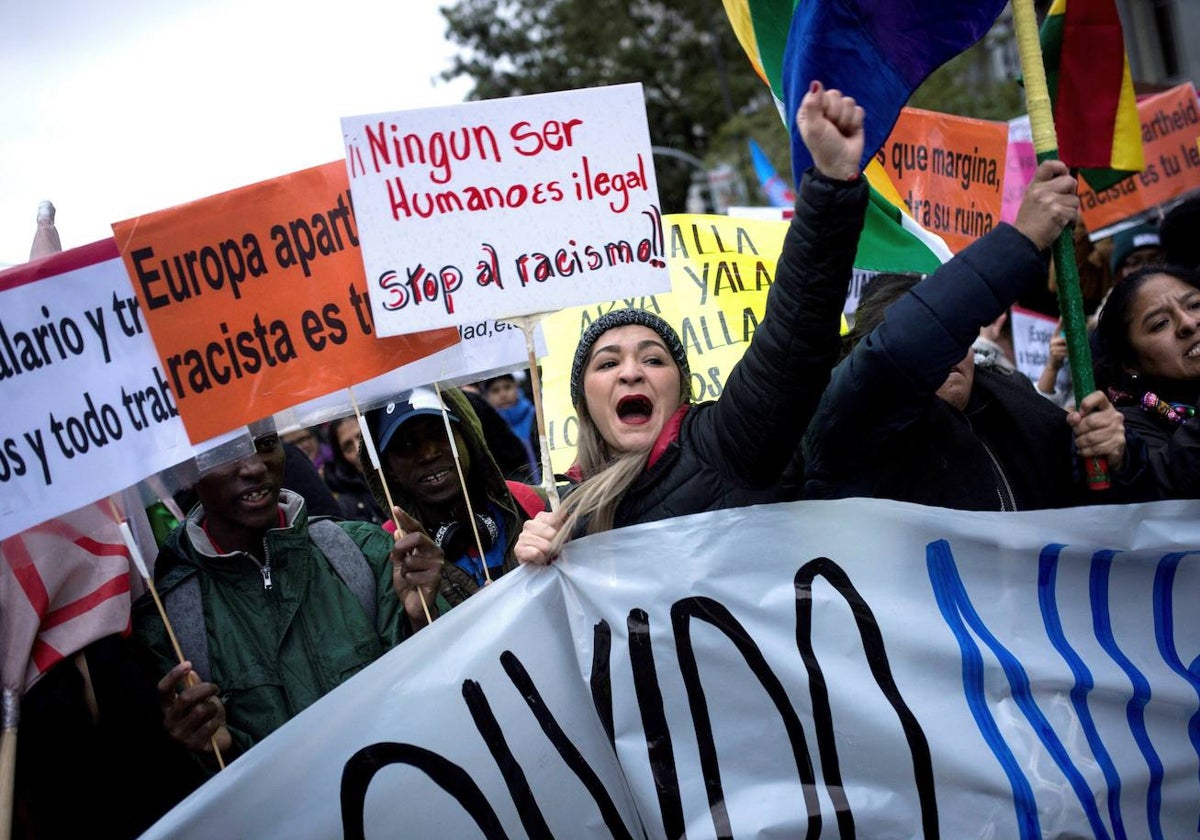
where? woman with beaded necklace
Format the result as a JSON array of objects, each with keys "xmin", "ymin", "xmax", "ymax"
[{"xmin": 1095, "ymin": 264, "xmax": 1200, "ymax": 499}]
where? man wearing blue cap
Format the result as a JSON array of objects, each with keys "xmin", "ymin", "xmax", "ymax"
[{"xmin": 366, "ymin": 386, "xmax": 546, "ymax": 600}]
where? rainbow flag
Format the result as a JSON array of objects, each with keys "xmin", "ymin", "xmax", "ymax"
[
  {"xmin": 724, "ymin": 0, "xmax": 1007, "ymax": 179},
  {"xmin": 1040, "ymin": 0, "xmax": 1144, "ymax": 191},
  {"xmin": 724, "ymin": 0, "xmax": 974, "ymax": 270}
]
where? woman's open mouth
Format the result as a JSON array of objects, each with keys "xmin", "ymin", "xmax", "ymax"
[{"xmin": 616, "ymin": 395, "xmax": 654, "ymax": 425}]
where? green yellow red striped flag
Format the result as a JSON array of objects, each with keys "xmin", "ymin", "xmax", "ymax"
[{"xmin": 1040, "ymin": 0, "xmax": 1144, "ymax": 190}]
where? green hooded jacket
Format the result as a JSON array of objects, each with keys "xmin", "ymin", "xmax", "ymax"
[{"xmin": 133, "ymin": 490, "xmax": 414, "ymax": 758}]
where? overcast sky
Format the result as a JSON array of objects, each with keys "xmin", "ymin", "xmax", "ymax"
[{"xmin": 0, "ymin": 0, "xmax": 470, "ymax": 267}]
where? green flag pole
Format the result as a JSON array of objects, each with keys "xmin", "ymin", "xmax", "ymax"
[{"xmin": 1011, "ymin": 0, "xmax": 1109, "ymax": 488}]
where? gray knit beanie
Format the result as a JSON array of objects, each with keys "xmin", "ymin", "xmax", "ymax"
[{"xmin": 569, "ymin": 309, "xmax": 692, "ymax": 406}]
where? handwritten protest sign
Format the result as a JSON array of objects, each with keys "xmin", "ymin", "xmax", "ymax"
[
  {"xmin": 111, "ymin": 162, "xmax": 459, "ymax": 443},
  {"xmin": 540, "ymin": 215, "xmax": 796, "ymax": 472},
  {"xmin": 0, "ymin": 242, "xmax": 220, "ymax": 541},
  {"xmin": 876, "ymin": 108, "xmax": 1008, "ymax": 254},
  {"xmin": 1080, "ymin": 83, "xmax": 1200, "ymax": 233},
  {"xmin": 341, "ymin": 84, "xmax": 669, "ymax": 337}
]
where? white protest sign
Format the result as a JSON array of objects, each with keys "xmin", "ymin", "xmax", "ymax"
[
  {"xmin": 142, "ymin": 498, "xmax": 1200, "ymax": 839},
  {"xmin": 0, "ymin": 242, "xmax": 227, "ymax": 541},
  {"xmin": 342, "ymin": 84, "xmax": 669, "ymax": 336},
  {"xmin": 1011, "ymin": 304, "xmax": 1071, "ymax": 395}
]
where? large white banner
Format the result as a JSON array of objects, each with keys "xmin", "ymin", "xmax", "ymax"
[
  {"xmin": 142, "ymin": 499, "xmax": 1200, "ymax": 839},
  {"xmin": 0, "ymin": 242, "xmax": 230, "ymax": 541}
]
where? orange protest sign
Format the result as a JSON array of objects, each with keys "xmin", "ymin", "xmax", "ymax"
[
  {"xmin": 1079, "ymin": 83, "xmax": 1200, "ymax": 232},
  {"xmin": 111, "ymin": 162, "xmax": 459, "ymax": 443},
  {"xmin": 875, "ymin": 108, "xmax": 1008, "ymax": 254}
]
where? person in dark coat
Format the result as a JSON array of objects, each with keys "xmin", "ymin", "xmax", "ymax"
[
  {"xmin": 803, "ymin": 161, "xmax": 1136, "ymax": 510},
  {"xmin": 460, "ymin": 382, "xmax": 539, "ymax": 482},
  {"xmin": 1094, "ymin": 263, "xmax": 1200, "ymax": 500},
  {"xmin": 323, "ymin": 416, "xmax": 386, "ymax": 524},
  {"xmin": 516, "ymin": 81, "xmax": 868, "ymax": 563}
]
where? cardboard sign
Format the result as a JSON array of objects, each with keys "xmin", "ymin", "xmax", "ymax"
[
  {"xmin": 111, "ymin": 162, "xmax": 459, "ymax": 443},
  {"xmin": 876, "ymin": 108, "xmax": 1008, "ymax": 254},
  {"xmin": 539, "ymin": 214, "xmax": 792, "ymax": 472},
  {"xmin": 139, "ymin": 498, "xmax": 1200, "ymax": 840},
  {"xmin": 0, "ymin": 242, "xmax": 223, "ymax": 540},
  {"xmin": 1080, "ymin": 83, "xmax": 1200, "ymax": 233},
  {"xmin": 341, "ymin": 84, "xmax": 669, "ymax": 336}
]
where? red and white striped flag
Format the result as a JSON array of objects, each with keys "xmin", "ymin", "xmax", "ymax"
[{"xmin": 0, "ymin": 502, "xmax": 135, "ymax": 693}]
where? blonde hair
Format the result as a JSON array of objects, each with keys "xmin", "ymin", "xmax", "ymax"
[{"xmin": 546, "ymin": 397, "xmax": 656, "ymax": 555}]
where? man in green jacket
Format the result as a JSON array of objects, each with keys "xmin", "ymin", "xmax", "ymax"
[{"xmin": 134, "ymin": 431, "xmax": 442, "ymax": 767}]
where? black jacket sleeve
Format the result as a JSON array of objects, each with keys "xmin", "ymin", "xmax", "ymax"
[
  {"xmin": 804, "ymin": 223, "xmax": 1047, "ymax": 496},
  {"xmin": 1118, "ymin": 407, "xmax": 1200, "ymax": 500},
  {"xmin": 689, "ymin": 168, "xmax": 868, "ymax": 488}
]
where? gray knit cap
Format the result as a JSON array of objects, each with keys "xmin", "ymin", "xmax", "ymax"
[{"xmin": 569, "ymin": 309, "xmax": 692, "ymax": 406}]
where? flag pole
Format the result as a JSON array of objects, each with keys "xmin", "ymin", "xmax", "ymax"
[
  {"xmin": 432, "ymin": 382, "xmax": 492, "ymax": 584},
  {"xmin": 504, "ymin": 313, "xmax": 561, "ymax": 510},
  {"xmin": 1011, "ymin": 0, "xmax": 1109, "ymax": 488},
  {"xmin": 112, "ymin": 502, "xmax": 226, "ymax": 769},
  {"xmin": 0, "ymin": 689, "xmax": 16, "ymax": 840},
  {"xmin": 350, "ymin": 390, "xmax": 434, "ymax": 624}
]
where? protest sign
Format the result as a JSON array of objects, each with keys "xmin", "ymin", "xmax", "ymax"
[
  {"xmin": 1010, "ymin": 305, "xmax": 1071, "ymax": 402},
  {"xmin": 876, "ymin": 108, "xmax": 1008, "ymax": 254},
  {"xmin": 0, "ymin": 242, "xmax": 228, "ymax": 541},
  {"xmin": 1003, "ymin": 115, "xmax": 1037, "ymax": 224},
  {"xmin": 140, "ymin": 498, "xmax": 1200, "ymax": 839},
  {"xmin": 1080, "ymin": 83, "xmax": 1200, "ymax": 234},
  {"xmin": 538, "ymin": 214, "xmax": 790, "ymax": 472},
  {"xmin": 111, "ymin": 161, "xmax": 459, "ymax": 444},
  {"xmin": 341, "ymin": 84, "xmax": 669, "ymax": 337},
  {"xmin": 273, "ymin": 319, "xmax": 546, "ymax": 432}
]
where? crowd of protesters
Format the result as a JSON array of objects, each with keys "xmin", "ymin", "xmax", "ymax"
[{"xmin": 11, "ymin": 84, "xmax": 1200, "ymax": 838}]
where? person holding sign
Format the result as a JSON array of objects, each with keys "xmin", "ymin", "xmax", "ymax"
[
  {"xmin": 803, "ymin": 161, "xmax": 1137, "ymax": 510},
  {"xmin": 516, "ymin": 82, "xmax": 868, "ymax": 563},
  {"xmin": 134, "ymin": 431, "xmax": 443, "ymax": 767},
  {"xmin": 1095, "ymin": 264, "xmax": 1200, "ymax": 500},
  {"xmin": 364, "ymin": 387, "xmax": 547, "ymax": 598}
]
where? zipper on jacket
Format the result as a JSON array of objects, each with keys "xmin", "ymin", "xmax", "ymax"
[
  {"xmin": 258, "ymin": 540, "xmax": 274, "ymax": 590},
  {"xmin": 980, "ymin": 439, "xmax": 1017, "ymax": 511}
]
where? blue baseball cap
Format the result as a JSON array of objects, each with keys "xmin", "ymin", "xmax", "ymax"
[{"xmin": 376, "ymin": 387, "xmax": 459, "ymax": 453}]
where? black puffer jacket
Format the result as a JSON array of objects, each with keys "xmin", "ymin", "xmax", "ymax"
[
  {"xmin": 1110, "ymin": 376, "xmax": 1200, "ymax": 500},
  {"xmin": 609, "ymin": 168, "xmax": 867, "ymax": 527},
  {"xmin": 803, "ymin": 223, "xmax": 1141, "ymax": 509}
]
